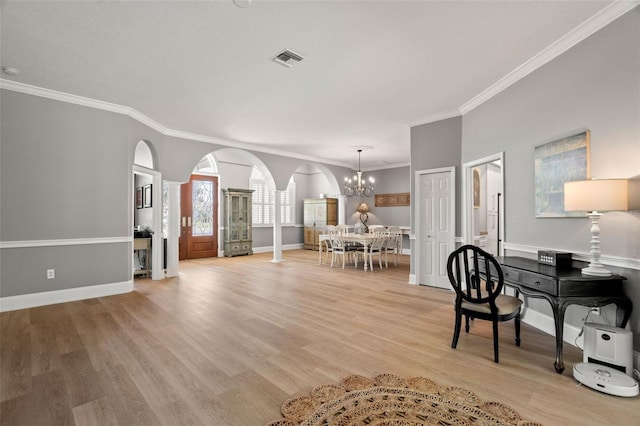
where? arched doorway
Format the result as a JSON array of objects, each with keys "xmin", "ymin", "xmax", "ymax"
[
  {"xmin": 133, "ymin": 140, "xmax": 163, "ymax": 280},
  {"xmin": 179, "ymin": 154, "xmax": 219, "ymax": 260}
]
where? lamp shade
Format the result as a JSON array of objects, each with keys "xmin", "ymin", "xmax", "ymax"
[
  {"xmin": 357, "ymin": 202, "xmax": 370, "ymax": 213},
  {"xmin": 564, "ymin": 179, "xmax": 628, "ymax": 212}
]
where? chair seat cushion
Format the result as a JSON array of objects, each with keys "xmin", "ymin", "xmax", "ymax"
[{"xmin": 461, "ymin": 294, "xmax": 522, "ymax": 315}]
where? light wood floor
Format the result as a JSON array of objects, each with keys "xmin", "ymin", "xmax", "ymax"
[{"xmin": 1, "ymin": 250, "xmax": 638, "ymax": 425}]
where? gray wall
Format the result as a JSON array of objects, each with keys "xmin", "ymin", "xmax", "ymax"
[
  {"xmin": 409, "ymin": 116, "xmax": 463, "ymax": 274},
  {"xmin": 344, "ymin": 166, "xmax": 411, "ymax": 228},
  {"xmin": 461, "ymin": 10, "xmax": 640, "ymax": 349},
  {"xmin": 1, "ymin": 91, "xmax": 132, "ymax": 297},
  {"xmin": 0, "ymin": 90, "xmax": 358, "ymax": 298}
]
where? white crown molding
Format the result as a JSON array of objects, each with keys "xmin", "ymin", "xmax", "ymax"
[
  {"xmin": 362, "ymin": 162, "xmax": 411, "ymax": 172},
  {"xmin": 0, "ymin": 79, "xmax": 131, "ymax": 115},
  {"xmin": 163, "ymin": 128, "xmax": 353, "ymax": 168},
  {"xmin": 459, "ymin": 1, "xmax": 640, "ymax": 114},
  {"xmin": 408, "ymin": 109, "xmax": 462, "ymax": 128},
  {"xmin": 503, "ymin": 242, "xmax": 640, "ymax": 271},
  {"xmin": 0, "ymin": 79, "xmax": 354, "ymax": 169},
  {"xmin": 0, "ymin": 236, "xmax": 132, "ymax": 249},
  {"xmin": 0, "ymin": 280, "xmax": 132, "ymax": 312}
]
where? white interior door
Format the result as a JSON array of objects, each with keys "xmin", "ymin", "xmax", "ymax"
[{"xmin": 419, "ymin": 170, "xmax": 453, "ymax": 289}]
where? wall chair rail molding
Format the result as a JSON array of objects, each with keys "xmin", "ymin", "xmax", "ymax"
[
  {"xmin": 502, "ymin": 242, "xmax": 640, "ymax": 271},
  {"xmin": 0, "ymin": 236, "xmax": 132, "ymax": 249}
]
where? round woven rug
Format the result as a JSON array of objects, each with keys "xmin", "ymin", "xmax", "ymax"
[{"xmin": 266, "ymin": 373, "xmax": 542, "ymax": 426}]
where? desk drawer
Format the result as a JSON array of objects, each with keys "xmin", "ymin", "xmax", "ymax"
[
  {"xmin": 521, "ymin": 273, "xmax": 556, "ymax": 295},
  {"xmin": 501, "ymin": 266, "xmax": 521, "ymax": 283}
]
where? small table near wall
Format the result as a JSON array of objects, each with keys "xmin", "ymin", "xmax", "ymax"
[
  {"xmin": 485, "ymin": 257, "xmax": 632, "ymax": 374},
  {"xmin": 134, "ymin": 237, "xmax": 151, "ymax": 277}
]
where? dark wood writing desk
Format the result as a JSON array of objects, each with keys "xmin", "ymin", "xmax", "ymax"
[{"xmin": 486, "ymin": 257, "xmax": 632, "ymax": 373}]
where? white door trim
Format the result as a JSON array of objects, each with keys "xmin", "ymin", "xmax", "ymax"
[
  {"xmin": 414, "ymin": 166, "xmax": 455, "ymax": 286},
  {"xmin": 133, "ymin": 165, "xmax": 164, "ymax": 280},
  {"xmin": 462, "ymin": 152, "xmax": 504, "ymax": 255}
]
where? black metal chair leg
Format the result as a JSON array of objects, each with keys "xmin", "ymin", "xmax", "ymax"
[
  {"xmin": 492, "ymin": 320, "xmax": 499, "ymax": 363},
  {"xmin": 452, "ymin": 311, "xmax": 462, "ymax": 349}
]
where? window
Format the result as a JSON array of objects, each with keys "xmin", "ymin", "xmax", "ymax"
[
  {"xmin": 250, "ymin": 167, "xmax": 274, "ymax": 225},
  {"xmin": 280, "ymin": 176, "xmax": 296, "ymax": 225},
  {"xmin": 250, "ymin": 168, "xmax": 296, "ymax": 226}
]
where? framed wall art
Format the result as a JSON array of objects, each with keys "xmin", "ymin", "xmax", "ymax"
[
  {"xmin": 143, "ymin": 184, "xmax": 152, "ymax": 208},
  {"xmin": 473, "ymin": 168, "xmax": 481, "ymax": 208},
  {"xmin": 534, "ymin": 130, "xmax": 590, "ymax": 217},
  {"xmin": 374, "ymin": 192, "xmax": 410, "ymax": 207},
  {"xmin": 135, "ymin": 187, "xmax": 143, "ymax": 209}
]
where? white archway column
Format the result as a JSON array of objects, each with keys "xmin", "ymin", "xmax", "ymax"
[
  {"xmin": 336, "ymin": 195, "xmax": 347, "ymax": 225},
  {"xmin": 165, "ymin": 181, "xmax": 180, "ymax": 277},
  {"xmin": 272, "ymin": 189, "xmax": 283, "ymax": 263}
]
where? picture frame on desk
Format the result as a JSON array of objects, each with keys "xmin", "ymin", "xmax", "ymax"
[
  {"xmin": 135, "ymin": 187, "xmax": 143, "ymax": 209},
  {"xmin": 143, "ymin": 184, "xmax": 152, "ymax": 208}
]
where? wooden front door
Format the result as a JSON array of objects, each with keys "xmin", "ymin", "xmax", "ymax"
[{"xmin": 179, "ymin": 175, "xmax": 218, "ymax": 260}]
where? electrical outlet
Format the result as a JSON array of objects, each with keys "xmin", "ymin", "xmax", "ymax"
[{"xmin": 46, "ymin": 269, "xmax": 55, "ymax": 280}]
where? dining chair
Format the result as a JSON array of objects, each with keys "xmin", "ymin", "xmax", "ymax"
[
  {"xmin": 357, "ymin": 233, "xmax": 387, "ymax": 270},
  {"xmin": 386, "ymin": 226, "xmax": 403, "ymax": 263},
  {"xmin": 368, "ymin": 225, "xmax": 386, "ymax": 233},
  {"xmin": 322, "ymin": 225, "xmax": 337, "ymax": 264},
  {"xmin": 447, "ymin": 245, "xmax": 522, "ymax": 363},
  {"xmin": 336, "ymin": 224, "xmax": 350, "ymax": 234},
  {"xmin": 329, "ymin": 232, "xmax": 349, "ymax": 269}
]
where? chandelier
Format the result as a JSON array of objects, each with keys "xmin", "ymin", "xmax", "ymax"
[{"xmin": 344, "ymin": 149, "xmax": 375, "ymax": 197}]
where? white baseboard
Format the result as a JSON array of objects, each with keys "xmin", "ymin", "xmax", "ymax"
[
  {"xmin": 520, "ymin": 306, "xmax": 582, "ymax": 348},
  {"xmin": 522, "ymin": 310, "xmax": 640, "ymax": 374},
  {"xmin": 252, "ymin": 243, "xmax": 304, "ymax": 254},
  {"xmin": 0, "ymin": 280, "xmax": 133, "ymax": 312},
  {"xmin": 408, "ymin": 274, "xmax": 417, "ymax": 285}
]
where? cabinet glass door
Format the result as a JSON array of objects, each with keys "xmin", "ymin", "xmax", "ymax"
[
  {"xmin": 231, "ymin": 195, "xmax": 240, "ymax": 240},
  {"xmin": 241, "ymin": 196, "xmax": 249, "ymax": 240}
]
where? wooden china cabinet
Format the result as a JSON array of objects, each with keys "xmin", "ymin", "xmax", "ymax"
[
  {"xmin": 303, "ymin": 198, "xmax": 337, "ymax": 250},
  {"xmin": 222, "ymin": 188, "xmax": 254, "ymax": 257}
]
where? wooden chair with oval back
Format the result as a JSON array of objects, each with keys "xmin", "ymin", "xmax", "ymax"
[
  {"xmin": 447, "ymin": 245, "xmax": 523, "ymax": 363},
  {"xmin": 356, "ymin": 232, "xmax": 387, "ymax": 270},
  {"xmin": 367, "ymin": 225, "xmax": 386, "ymax": 233},
  {"xmin": 383, "ymin": 226, "xmax": 402, "ymax": 266},
  {"xmin": 322, "ymin": 225, "xmax": 337, "ymax": 264}
]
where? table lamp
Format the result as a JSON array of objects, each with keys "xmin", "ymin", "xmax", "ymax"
[
  {"xmin": 357, "ymin": 202, "xmax": 369, "ymax": 233},
  {"xmin": 564, "ymin": 179, "xmax": 628, "ymax": 276}
]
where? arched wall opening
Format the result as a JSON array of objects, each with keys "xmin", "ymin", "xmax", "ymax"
[{"xmin": 133, "ymin": 139, "xmax": 163, "ymax": 280}]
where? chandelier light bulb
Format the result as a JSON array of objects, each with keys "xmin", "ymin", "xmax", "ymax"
[{"xmin": 344, "ymin": 149, "xmax": 375, "ymax": 198}]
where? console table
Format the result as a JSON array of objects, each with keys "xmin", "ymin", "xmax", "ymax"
[{"xmin": 491, "ymin": 256, "xmax": 632, "ymax": 374}]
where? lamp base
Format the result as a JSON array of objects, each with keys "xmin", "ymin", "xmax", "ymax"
[{"xmin": 582, "ymin": 264, "xmax": 612, "ymax": 277}]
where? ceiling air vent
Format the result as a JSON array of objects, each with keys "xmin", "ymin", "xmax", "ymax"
[{"xmin": 271, "ymin": 49, "xmax": 304, "ymax": 68}]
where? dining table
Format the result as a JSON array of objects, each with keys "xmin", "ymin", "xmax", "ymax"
[{"xmin": 318, "ymin": 233, "xmax": 379, "ymax": 271}]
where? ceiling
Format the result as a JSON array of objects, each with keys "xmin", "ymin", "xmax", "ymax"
[{"xmin": 0, "ymin": 0, "xmax": 623, "ymax": 170}]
